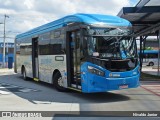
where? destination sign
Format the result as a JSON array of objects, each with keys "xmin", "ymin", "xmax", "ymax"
[{"xmin": 87, "ymin": 28, "xmax": 131, "ymax": 36}]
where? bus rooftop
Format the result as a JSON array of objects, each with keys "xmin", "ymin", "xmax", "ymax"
[{"xmin": 16, "ymin": 13, "xmax": 131, "ymax": 39}]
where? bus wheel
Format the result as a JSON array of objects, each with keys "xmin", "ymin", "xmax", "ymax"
[
  {"xmin": 22, "ymin": 67, "xmax": 27, "ymax": 80},
  {"xmin": 149, "ymin": 62, "xmax": 154, "ymax": 66},
  {"xmin": 53, "ymin": 72, "xmax": 67, "ymax": 92}
]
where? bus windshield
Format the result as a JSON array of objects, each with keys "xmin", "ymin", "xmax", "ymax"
[{"xmin": 87, "ymin": 36, "xmax": 137, "ymax": 59}]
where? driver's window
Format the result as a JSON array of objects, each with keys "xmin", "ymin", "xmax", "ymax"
[{"xmin": 87, "ymin": 37, "xmax": 96, "ymax": 56}]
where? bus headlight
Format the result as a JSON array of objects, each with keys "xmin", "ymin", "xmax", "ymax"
[
  {"xmin": 133, "ymin": 67, "xmax": 140, "ymax": 75},
  {"xmin": 133, "ymin": 71, "xmax": 137, "ymax": 75},
  {"xmin": 138, "ymin": 67, "xmax": 140, "ymax": 73},
  {"xmin": 88, "ymin": 66, "xmax": 105, "ymax": 77}
]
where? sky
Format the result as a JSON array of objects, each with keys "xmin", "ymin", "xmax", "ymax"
[{"xmin": 0, "ymin": 0, "xmax": 139, "ymax": 42}]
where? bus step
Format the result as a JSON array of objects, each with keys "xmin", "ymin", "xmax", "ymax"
[
  {"xmin": 73, "ymin": 78, "xmax": 81, "ymax": 85},
  {"xmin": 68, "ymin": 84, "xmax": 82, "ymax": 92},
  {"xmin": 74, "ymin": 77, "xmax": 81, "ymax": 80},
  {"xmin": 71, "ymin": 84, "xmax": 82, "ymax": 89},
  {"xmin": 74, "ymin": 72, "xmax": 81, "ymax": 75},
  {"xmin": 68, "ymin": 87, "xmax": 82, "ymax": 92},
  {"xmin": 76, "ymin": 72, "xmax": 81, "ymax": 74},
  {"xmin": 33, "ymin": 78, "xmax": 39, "ymax": 82}
]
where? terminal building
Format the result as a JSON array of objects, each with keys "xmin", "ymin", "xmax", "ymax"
[{"xmin": 0, "ymin": 42, "xmax": 14, "ymax": 68}]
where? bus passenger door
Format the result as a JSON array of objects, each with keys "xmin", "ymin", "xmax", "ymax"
[
  {"xmin": 66, "ymin": 30, "xmax": 81, "ymax": 89},
  {"xmin": 32, "ymin": 37, "xmax": 39, "ymax": 80}
]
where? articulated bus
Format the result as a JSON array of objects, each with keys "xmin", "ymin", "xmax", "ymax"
[{"xmin": 14, "ymin": 14, "xmax": 140, "ymax": 93}]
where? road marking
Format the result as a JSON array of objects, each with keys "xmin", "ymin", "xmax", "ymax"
[
  {"xmin": 19, "ymin": 89, "xmax": 35, "ymax": 92},
  {"xmin": 0, "ymin": 86, "xmax": 18, "ymax": 88},
  {"xmin": 0, "ymin": 90, "xmax": 10, "ymax": 95},
  {"xmin": 141, "ymin": 85, "xmax": 160, "ymax": 97},
  {"xmin": 142, "ymin": 85, "xmax": 160, "ymax": 87},
  {"xmin": 0, "ymin": 82, "xmax": 39, "ymax": 95}
]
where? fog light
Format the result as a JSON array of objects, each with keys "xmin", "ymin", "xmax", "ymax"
[{"xmin": 133, "ymin": 71, "xmax": 137, "ymax": 75}]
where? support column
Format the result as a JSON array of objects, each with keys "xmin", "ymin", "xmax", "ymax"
[
  {"xmin": 139, "ymin": 36, "xmax": 143, "ymax": 71},
  {"xmin": 142, "ymin": 36, "xmax": 147, "ymax": 54},
  {"xmin": 158, "ymin": 30, "xmax": 160, "ymax": 75}
]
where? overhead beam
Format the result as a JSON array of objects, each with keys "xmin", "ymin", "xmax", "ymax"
[
  {"xmin": 118, "ymin": 6, "xmax": 160, "ymax": 16},
  {"xmin": 118, "ymin": 0, "xmax": 150, "ymax": 16},
  {"xmin": 136, "ymin": 0, "xmax": 150, "ymax": 8},
  {"xmin": 136, "ymin": 0, "xmax": 150, "ymax": 12},
  {"xmin": 135, "ymin": 22, "xmax": 160, "ymax": 36},
  {"xmin": 132, "ymin": 21, "xmax": 159, "ymax": 24},
  {"xmin": 158, "ymin": 30, "xmax": 160, "ymax": 75},
  {"xmin": 137, "ymin": 13, "xmax": 152, "ymax": 22}
]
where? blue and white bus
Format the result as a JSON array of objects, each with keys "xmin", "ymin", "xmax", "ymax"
[
  {"xmin": 14, "ymin": 14, "xmax": 140, "ymax": 93},
  {"xmin": 141, "ymin": 50, "xmax": 159, "ymax": 66}
]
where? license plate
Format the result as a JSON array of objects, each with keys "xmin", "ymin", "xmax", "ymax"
[{"xmin": 119, "ymin": 85, "xmax": 128, "ymax": 89}]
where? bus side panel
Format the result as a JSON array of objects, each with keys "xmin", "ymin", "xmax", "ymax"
[
  {"xmin": 16, "ymin": 54, "xmax": 22, "ymax": 74},
  {"xmin": 38, "ymin": 55, "xmax": 67, "ymax": 87},
  {"xmin": 15, "ymin": 38, "xmax": 33, "ymax": 78},
  {"xmin": 16, "ymin": 55, "xmax": 33, "ymax": 78},
  {"xmin": 38, "ymin": 55, "xmax": 53, "ymax": 83}
]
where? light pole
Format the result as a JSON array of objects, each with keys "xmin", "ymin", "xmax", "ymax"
[
  {"xmin": 0, "ymin": 23, "xmax": 3, "ymax": 67},
  {"xmin": 5, "ymin": 31, "xmax": 12, "ymax": 62},
  {"xmin": 3, "ymin": 14, "xmax": 9, "ymax": 68}
]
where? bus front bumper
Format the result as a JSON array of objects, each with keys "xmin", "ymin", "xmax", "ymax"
[{"xmin": 81, "ymin": 73, "xmax": 140, "ymax": 93}]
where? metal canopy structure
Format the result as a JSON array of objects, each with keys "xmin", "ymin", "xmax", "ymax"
[
  {"xmin": 118, "ymin": 0, "xmax": 160, "ymax": 36},
  {"xmin": 118, "ymin": 0, "xmax": 160, "ymax": 75}
]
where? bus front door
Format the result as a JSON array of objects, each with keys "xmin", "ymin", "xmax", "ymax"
[
  {"xmin": 32, "ymin": 38, "xmax": 39, "ymax": 81},
  {"xmin": 67, "ymin": 30, "xmax": 81, "ymax": 89}
]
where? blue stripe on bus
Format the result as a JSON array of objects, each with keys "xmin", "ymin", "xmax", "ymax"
[{"xmin": 138, "ymin": 50, "xmax": 159, "ymax": 54}]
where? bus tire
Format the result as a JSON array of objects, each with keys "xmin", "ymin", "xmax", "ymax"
[
  {"xmin": 53, "ymin": 72, "xmax": 67, "ymax": 92},
  {"xmin": 149, "ymin": 62, "xmax": 154, "ymax": 66},
  {"xmin": 22, "ymin": 67, "xmax": 28, "ymax": 80}
]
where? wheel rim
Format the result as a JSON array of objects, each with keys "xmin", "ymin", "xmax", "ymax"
[
  {"xmin": 57, "ymin": 77, "xmax": 63, "ymax": 87},
  {"xmin": 150, "ymin": 63, "xmax": 153, "ymax": 66}
]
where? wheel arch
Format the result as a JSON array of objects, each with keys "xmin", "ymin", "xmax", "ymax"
[
  {"xmin": 52, "ymin": 69, "xmax": 61, "ymax": 84},
  {"xmin": 21, "ymin": 65, "xmax": 25, "ymax": 74},
  {"xmin": 149, "ymin": 61, "xmax": 154, "ymax": 66}
]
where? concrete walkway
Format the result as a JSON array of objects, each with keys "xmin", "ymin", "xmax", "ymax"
[
  {"xmin": 142, "ymin": 66, "xmax": 160, "ymax": 76},
  {"xmin": 0, "ymin": 68, "xmax": 13, "ymax": 72}
]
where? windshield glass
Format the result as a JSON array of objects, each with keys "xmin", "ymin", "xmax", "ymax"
[{"xmin": 86, "ymin": 36, "xmax": 137, "ymax": 59}]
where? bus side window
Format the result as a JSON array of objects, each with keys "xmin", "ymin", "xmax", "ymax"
[
  {"xmin": 50, "ymin": 29, "xmax": 65, "ymax": 55},
  {"xmin": 50, "ymin": 43, "xmax": 63, "ymax": 54},
  {"xmin": 39, "ymin": 32, "xmax": 50, "ymax": 55},
  {"xmin": 152, "ymin": 53, "xmax": 158, "ymax": 58}
]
